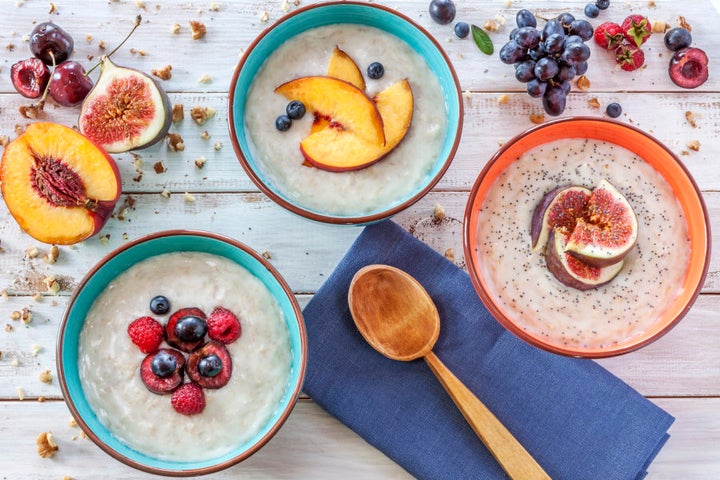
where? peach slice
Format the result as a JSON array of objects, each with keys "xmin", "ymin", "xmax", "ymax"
[
  {"xmin": 0, "ymin": 122, "xmax": 121, "ymax": 245},
  {"xmin": 300, "ymin": 79, "xmax": 414, "ymax": 171},
  {"xmin": 328, "ymin": 46, "xmax": 366, "ymax": 91},
  {"xmin": 275, "ymin": 76, "xmax": 385, "ymax": 146}
]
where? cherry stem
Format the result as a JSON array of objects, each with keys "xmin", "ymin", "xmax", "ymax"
[
  {"xmin": 38, "ymin": 51, "xmax": 55, "ymax": 105},
  {"xmin": 85, "ymin": 14, "xmax": 142, "ymax": 76}
]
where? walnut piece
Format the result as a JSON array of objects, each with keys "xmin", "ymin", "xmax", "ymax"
[
  {"xmin": 433, "ymin": 203, "xmax": 446, "ymax": 222},
  {"xmin": 190, "ymin": 106, "xmax": 216, "ymax": 125},
  {"xmin": 167, "ymin": 133, "xmax": 185, "ymax": 151},
  {"xmin": 36, "ymin": 432, "xmax": 59, "ymax": 458},
  {"xmin": 496, "ymin": 94, "xmax": 509, "ymax": 105},
  {"xmin": 153, "ymin": 161, "xmax": 167, "ymax": 174},
  {"xmin": 444, "ymin": 248, "xmax": 455, "ymax": 262},
  {"xmin": 170, "ymin": 23, "xmax": 181, "ymax": 34},
  {"xmin": 151, "ymin": 64, "xmax": 172, "ymax": 80},
  {"xmin": 529, "ymin": 114, "xmax": 545, "ymax": 124},
  {"xmin": 194, "ymin": 156, "xmax": 207, "ymax": 168},
  {"xmin": 678, "ymin": 16, "xmax": 692, "ymax": 31},
  {"xmin": 687, "ymin": 140, "xmax": 700, "ymax": 151},
  {"xmin": 189, "ymin": 20, "xmax": 206, "ymax": 40},
  {"xmin": 39, "ymin": 369, "xmax": 53, "ymax": 384},
  {"xmin": 43, "ymin": 245, "xmax": 59, "ymax": 264},
  {"xmin": 576, "ymin": 75, "xmax": 591, "ymax": 91},
  {"xmin": 651, "ymin": 20, "xmax": 668, "ymax": 33},
  {"xmin": 685, "ymin": 111, "xmax": 697, "ymax": 128},
  {"xmin": 171, "ymin": 103, "xmax": 184, "ymax": 123}
]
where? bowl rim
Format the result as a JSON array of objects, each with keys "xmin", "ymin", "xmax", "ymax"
[
  {"xmin": 462, "ymin": 116, "xmax": 712, "ymax": 358},
  {"xmin": 56, "ymin": 229, "xmax": 307, "ymax": 476},
  {"xmin": 227, "ymin": 0, "xmax": 464, "ymax": 225}
]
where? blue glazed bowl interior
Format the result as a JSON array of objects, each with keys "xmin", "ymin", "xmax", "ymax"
[
  {"xmin": 230, "ymin": 2, "xmax": 461, "ymax": 223},
  {"xmin": 59, "ymin": 233, "xmax": 305, "ymax": 473}
]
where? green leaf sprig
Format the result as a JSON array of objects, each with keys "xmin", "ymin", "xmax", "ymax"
[{"xmin": 471, "ymin": 24, "xmax": 493, "ymax": 55}]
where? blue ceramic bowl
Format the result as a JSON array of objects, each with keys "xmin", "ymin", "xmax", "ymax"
[
  {"xmin": 228, "ymin": 1, "xmax": 463, "ymax": 225},
  {"xmin": 57, "ymin": 231, "xmax": 306, "ymax": 476}
]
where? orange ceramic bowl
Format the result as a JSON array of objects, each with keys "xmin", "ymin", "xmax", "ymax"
[{"xmin": 463, "ymin": 117, "xmax": 710, "ymax": 357}]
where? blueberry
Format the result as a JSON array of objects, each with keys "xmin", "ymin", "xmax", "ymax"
[
  {"xmin": 584, "ymin": 3, "xmax": 600, "ymax": 19},
  {"xmin": 150, "ymin": 295, "xmax": 170, "ymax": 315},
  {"xmin": 151, "ymin": 351, "xmax": 177, "ymax": 378},
  {"xmin": 367, "ymin": 62, "xmax": 384, "ymax": 80},
  {"xmin": 198, "ymin": 354, "xmax": 223, "ymax": 377},
  {"xmin": 275, "ymin": 115, "xmax": 292, "ymax": 131},
  {"xmin": 454, "ymin": 21, "xmax": 470, "ymax": 39},
  {"xmin": 596, "ymin": 0, "xmax": 610, "ymax": 10},
  {"xmin": 606, "ymin": 102, "xmax": 622, "ymax": 118},
  {"xmin": 286, "ymin": 100, "xmax": 305, "ymax": 120},
  {"xmin": 175, "ymin": 315, "xmax": 207, "ymax": 342}
]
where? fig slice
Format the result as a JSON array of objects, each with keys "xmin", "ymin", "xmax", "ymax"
[
  {"xmin": 565, "ymin": 179, "xmax": 638, "ymax": 267},
  {"xmin": 546, "ymin": 228, "xmax": 624, "ymax": 291},
  {"xmin": 78, "ymin": 56, "xmax": 171, "ymax": 153},
  {"xmin": 530, "ymin": 184, "xmax": 592, "ymax": 251}
]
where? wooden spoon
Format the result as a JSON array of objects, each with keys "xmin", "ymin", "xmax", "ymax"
[{"xmin": 348, "ymin": 264, "xmax": 550, "ymax": 480}]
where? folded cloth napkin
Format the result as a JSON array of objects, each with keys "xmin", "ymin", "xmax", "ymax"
[{"xmin": 302, "ymin": 220, "xmax": 673, "ymax": 480}]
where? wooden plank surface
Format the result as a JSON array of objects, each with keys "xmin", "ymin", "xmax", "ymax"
[{"xmin": 0, "ymin": 0, "xmax": 718, "ymax": 478}]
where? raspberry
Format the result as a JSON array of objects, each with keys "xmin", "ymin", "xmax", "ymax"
[
  {"xmin": 207, "ymin": 307, "xmax": 241, "ymax": 344},
  {"xmin": 171, "ymin": 383, "xmax": 205, "ymax": 416},
  {"xmin": 593, "ymin": 22, "xmax": 624, "ymax": 50},
  {"xmin": 127, "ymin": 316, "xmax": 163, "ymax": 353}
]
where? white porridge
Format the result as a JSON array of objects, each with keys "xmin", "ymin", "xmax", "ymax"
[
  {"xmin": 78, "ymin": 252, "xmax": 292, "ymax": 462},
  {"xmin": 244, "ymin": 24, "xmax": 448, "ymax": 216},
  {"xmin": 476, "ymin": 139, "xmax": 690, "ymax": 349}
]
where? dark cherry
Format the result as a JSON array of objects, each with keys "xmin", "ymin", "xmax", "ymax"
[
  {"xmin": 150, "ymin": 295, "xmax": 170, "ymax": 315},
  {"xmin": 175, "ymin": 315, "xmax": 208, "ymax": 343},
  {"xmin": 48, "ymin": 61, "xmax": 94, "ymax": 107},
  {"xmin": 30, "ymin": 22, "xmax": 74, "ymax": 65},
  {"xmin": 150, "ymin": 351, "xmax": 177, "ymax": 378},
  {"xmin": 10, "ymin": 58, "xmax": 50, "ymax": 99},
  {"xmin": 198, "ymin": 354, "xmax": 223, "ymax": 377}
]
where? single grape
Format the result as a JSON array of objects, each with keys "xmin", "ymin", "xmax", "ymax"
[
  {"xmin": 561, "ymin": 42, "xmax": 591, "ymax": 65},
  {"xmin": 557, "ymin": 13, "xmax": 576, "ymax": 33},
  {"xmin": 596, "ymin": 0, "xmax": 610, "ymax": 10},
  {"xmin": 515, "ymin": 26, "xmax": 541, "ymax": 49},
  {"xmin": 509, "ymin": 27, "xmax": 519, "ymax": 40},
  {"xmin": 516, "ymin": 9, "xmax": 537, "ymax": 28},
  {"xmin": 664, "ymin": 28, "xmax": 692, "ymax": 52},
  {"xmin": 575, "ymin": 61, "xmax": 589, "ymax": 75},
  {"xmin": 515, "ymin": 60, "xmax": 537, "ymax": 82},
  {"xmin": 275, "ymin": 115, "xmax": 292, "ymax": 131},
  {"xmin": 542, "ymin": 19, "xmax": 564, "ymax": 40},
  {"xmin": 543, "ymin": 85, "xmax": 567, "ymax": 116},
  {"xmin": 454, "ymin": 21, "xmax": 470, "ymax": 39},
  {"xmin": 527, "ymin": 78, "xmax": 547, "ymax": 98},
  {"xmin": 559, "ymin": 80, "xmax": 572, "ymax": 94},
  {"xmin": 30, "ymin": 22, "xmax": 74, "ymax": 65},
  {"xmin": 48, "ymin": 61, "xmax": 93, "ymax": 107},
  {"xmin": 584, "ymin": 3, "xmax": 600, "ymax": 19},
  {"xmin": 498, "ymin": 40, "xmax": 527, "ymax": 64},
  {"xmin": 606, "ymin": 102, "xmax": 622, "ymax": 118},
  {"xmin": 429, "ymin": 0, "xmax": 456, "ymax": 25},
  {"xmin": 544, "ymin": 33, "xmax": 566, "ymax": 54},
  {"xmin": 557, "ymin": 64, "xmax": 577, "ymax": 81},
  {"xmin": 563, "ymin": 35, "xmax": 584, "ymax": 48},
  {"xmin": 569, "ymin": 19, "xmax": 594, "ymax": 41},
  {"xmin": 534, "ymin": 57, "xmax": 560, "ymax": 81},
  {"xmin": 528, "ymin": 44, "xmax": 548, "ymax": 61}
]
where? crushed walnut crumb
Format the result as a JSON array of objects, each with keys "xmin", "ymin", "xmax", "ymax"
[
  {"xmin": 190, "ymin": 20, "xmax": 206, "ymax": 40},
  {"xmin": 184, "ymin": 192, "xmax": 196, "ymax": 203},
  {"xmin": 10, "ymin": 310, "xmax": 21, "ymax": 321},
  {"xmin": 687, "ymin": 140, "xmax": 700, "ymax": 151},
  {"xmin": 5, "ymin": 324, "xmax": 13, "ymax": 332},
  {"xmin": 190, "ymin": 106, "xmax": 215, "ymax": 125},
  {"xmin": 262, "ymin": 250, "xmax": 272, "ymax": 260},
  {"xmin": 98, "ymin": 39, "xmax": 106, "ymax": 50},
  {"xmin": 39, "ymin": 369, "xmax": 53, "ymax": 384},
  {"xmin": 21, "ymin": 307, "xmax": 32, "ymax": 324},
  {"xmin": 588, "ymin": 97, "xmax": 601, "ymax": 109},
  {"xmin": 194, "ymin": 156, "xmax": 207, "ymax": 168},
  {"xmin": 678, "ymin": 16, "xmax": 692, "ymax": 31},
  {"xmin": 68, "ymin": 418, "xmax": 78, "ymax": 428},
  {"xmin": 26, "ymin": 246, "xmax": 40, "ymax": 259},
  {"xmin": 151, "ymin": 64, "xmax": 172, "ymax": 80},
  {"xmin": 444, "ymin": 248, "xmax": 455, "ymax": 262},
  {"xmin": 19, "ymin": 102, "xmax": 45, "ymax": 119},
  {"xmin": 167, "ymin": 133, "xmax": 185, "ymax": 151},
  {"xmin": 153, "ymin": 161, "xmax": 167, "ymax": 173},
  {"xmin": 213, "ymin": 141, "xmax": 223, "ymax": 151},
  {"xmin": 200, "ymin": 130, "xmax": 210, "ymax": 140},
  {"xmin": 32, "ymin": 344, "xmax": 42, "ymax": 356},
  {"xmin": 36, "ymin": 432, "xmax": 58, "ymax": 458},
  {"xmin": 99, "ymin": 234, "xmax": 110, "ymax": 245},
  {"xmin": 198, "ymin": 73, "xmax": 212, "ymax": 84},
  {"xmin": 46, "ymin": 276, "xmax": 60, "ymax": 295},
  {"xmin": 43, "ymin": 245, "xmax": 59, "ymax": 264},
  {"xmin": 282, "ymin": 0, "xmax": 291, "ymax": 12},
  {"xmin": 209, "ymin": 2, "xmax": 219, "ymax": 12},
  {"xmin": 160, "ymin": 189, "xmax": 171, "ymax": 198},
  {"xmin": 170, "ymin": 23, "xmax": 181, "ymax": 34},
  {"xmin": 172, "ymin": 104, "xmax": 184, "ymax": 123},
  {"xmin": 49, "ymin": 2, "xmax": 56, "ymax": 14},
  {"xmin": 260, "ymin": 11, "xmax": 269, "ymax": 22},
  {"xmin": 685, "ymin": 111, "xmax": 697, "ymax": 128},
  {"xmin": 651, "ymin": 20, "xmax": 668, "ymax": 33},
  {"xmin": 433, "ymin": 203, "xmax": 446, "ymax": 222},
  {"xmin": 484, "ymin": 19, "xmax": 499, "ymax": 32},
  {"xmin": 32, "ymin": 292, "xmax": 43, "ymax": 302},
  {"xmin": 529, "ymin": 114, "xmax": 545, "ymax": 124},
  {"xmin": 576, "ymin": 75, "xmax": 590, "ymax": 91},
  {"xmin": 129, "ymin": 48, "xmax": 147, "ymax": 56},
  {"xmin": 17, "ymin": 386, "xmax": 25, "ymax": 400},
  {"xmin": 497, "ymin": 94, "xmax": 509, "ymax": 105},
  {"xmin": 0, "ymin": 135, "xmax": 9, "ymax": 146}
]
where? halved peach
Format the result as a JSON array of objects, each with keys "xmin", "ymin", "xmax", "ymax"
[
  {"xmin": 300, "ymin": 79, "xmax": 414, "ymax": 171},
  {"xmin": 275, "ymin": 76, "xmax": 385, "ymax": 146},
  {"xmin": 0, "ymin": 122, "xmax": 121, "ymax": 245}
]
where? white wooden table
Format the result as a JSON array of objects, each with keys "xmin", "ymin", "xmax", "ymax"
[{"xmin": 0, "ymin": 1, "xmax": 718, "ymax": 478}]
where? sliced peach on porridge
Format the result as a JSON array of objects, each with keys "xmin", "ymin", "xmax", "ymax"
[{"xmin": 328, "ymin": 46, "xmax": 366, "ymax": 91}]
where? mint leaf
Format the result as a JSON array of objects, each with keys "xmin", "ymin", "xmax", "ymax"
[{"xmin": 471, "ymin": 24, "xmax": 493, "ymax": 55}]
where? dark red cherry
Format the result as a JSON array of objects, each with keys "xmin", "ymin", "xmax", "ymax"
[
  {"xmin": 30, "ymin": 22, "xmax": 74, "ymax": 65},
  {"xmin": 10, "ymin": 58, "xmax": 50, "ymax": 98},
  {"xmin": 48, "ymin": 61, "xmax": 94, "ymax": 107}
]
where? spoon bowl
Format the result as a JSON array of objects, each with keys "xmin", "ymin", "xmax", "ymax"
[{"xmin": 349, "ymin": 264, "xmax": 550, "ymax": 480}]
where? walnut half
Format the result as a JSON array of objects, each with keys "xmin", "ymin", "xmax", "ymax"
[{"xmin": 36, "ymin": 432, "xmax": 59, "ymax": 458}]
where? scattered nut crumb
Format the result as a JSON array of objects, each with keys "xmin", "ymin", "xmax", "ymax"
[
  {"xmin": 685, "ymin": 111, "xmax": 697, "ymax": 128},
  {"xmin": 122, "ymin": 232, "xmax": 129, "ymax": 241},
  {"xmin": 576, "ymin": 75, "xmax": 591, "ymax": 91},
  {"xmin": 588, "ymin": 97, "xmax": 601, "ymax": 109},
  {"xmin": 678, "ymin": 16, "xmax": 692, "ymax": 31},
  {"xmin": 5, "ymin": 324, "xmax": 13, "ymax": 332},
  {"xmin": 160, "ymin": 189, "xmax": 171, "ymax": 198},
  {"xmin": 6, "ymin": 43, "xmax": 16, "ymax": 51},
  {"xmin": 463, "ymin": 90, "xmax": 473, "ymax": 101},
  {"xmin": 167, "ymin": 133, "xmax": 185, "ymax": 151},
  {"xmin": 21, "ymin": 308, "xmax": 32, "ymax": 324},
  {"xmin": 19, "ymin": 103, "xmax": 45, "ymax": 119},
  {"xmin": 209, "ymin": 2, "xmax": 219, "ymax": 12},
  {"xmin": 68, "ymin": 418, "xmax": 78, "ymax": 428},
  {"xmin": 530, "ymin": 114, "xmax": 545, "ymax": 124},
  {"xmin": 294, "ymin": 0, "xmax": 300, "ymax": 5},
  {"xmin": 651, "ymin": 20, "xmax": 668, "ymax": 33},
  {"xmin": 648, "ymin": 0, "xmax": 656, "ymax": 7},
  {"xmin": 47, "ymin": 278, "xmax": 60, "ymax": 295},
  {"xmin": 189, "ymin": 20, "xmax": 206, "ymax": 40},
  {"xmin": 11, "ymin": 356, "xmax": 19, "ymax": 367},
  {"xmin": 687, "ymin": 140, "xmax": 700, "ymax": 151},
  {"xmin": 99, "ymin": 234, "xmax": 110, "ymax": 245},
  {"xmin": 10, "ymin": 311, "xmax": 21, "ymax": 321},
  {"xmin": 171, "ymin": 104, "xmax": 184, "ymax": 123},
  {"xmin": 43, "ymin": 245, "xmax": 59, "ymax": 264},
  {"xmin": 262, "ymin": 250, "xmax": 272, "ymax": 260},
  {"xmin": 36, "ymin": 432, "xmax": 58, "ymax": 458},
  {"xmin": 15, "ymin": 124, "xmax": 25, "ymax": 136},
  {"xmin": 129, "ymin": 48, "xmax": 147, "ymax": 56},
  {"xmin": 32, "ymin": 292, "xmax": 43, "ymax": 302},
  {"xmin": 135, "ymin": 0, "xmax": 146, "ymax": 9},
  {"xmin": 484, "ymin": 19, "xmax": 499, "ymax": 32},
  {"xmin": 260, "ymin": 11, "xmax": 269, "ymax": 22},
  {"xmin": 444, "ymin": 248, "xmax": 455, "ymax": 261},
  {"xmin": 17, "ymin": 386, "xmax": 25, "ymax": 400},
  {"xmin": 213, "ymin": 141, "xmax": 223, "ymax": 151},
  {"xmin": 433, "ymin": 203, "xmax": 446, "ymax": 222},
  {"xmin": 153, "ymin": 161, "xmax": 167, "ymax": 174},
  {"xmin": 497, "ymin": 94, "xmax": 509, "ymax": 105},
  {"xmin": 198, "ymin": 73, "xmax": 212, "ymax": 84},
  {"xmin": 37, "ymin": 395, "xmax": 46, "ymax": 402},
  {"xmin": 63, "ymin": 476, "xmax": 74, "ymax": 480},
  {"xmin": 190, "ymin": 106, "xmax": 215, "ymax": 125},
  {"xmin": 504, "ymin": 0, "xmax": 512, "ymax": 7},
  {"xmin": 282, "ymin": 0, "xmax": 291, "ymax": 12},
  {"xmin": 32, "ymin": 344, "xmax": 42, "ymax": 356},
  {"xmin": 151, "ymin": 64, "xmax": 172, "ymax": 80},
  {"xmin": 184, "ymin": 192, "xmax": 196, "ymax": 202},
  {"xmin": 86, "ymin": 34, "xmax": 93, "ymax": 43},
  {"xmin": 39, "ymin": 369, "xmax": 53, "ymax": 384},
  {"xmin": 0, "ymin": 135, "xmax": 9, "ymax": 146},
  {"xmin": 170, "ymin": 23, "xmax": 181, "ymax": 34},
  {"xmin": 26, "ymin": 246, "xmax": 40, "ymax": 259},
  {"xmin": 199, "ymin": 130, "xmax": 210, "ymax": 140},
  {"xmin": 194, "ymin": 156, "xmax": 207, "ymax": 168},
  {"xmin": 48, "ymin": 2, "xmax": 56, "ymax": 13},
  {"xmin": 98, "ymin": 39, "xmax": 106, "ymax": 50},
  {"xmin": 0, "ymin": 289, "xmax": 7, "ymax": 301}
]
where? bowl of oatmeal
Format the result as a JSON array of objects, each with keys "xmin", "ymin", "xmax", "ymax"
[
  {"xmin": 463, "ymin": 118, "xmax": 710, "ymax": 357},
  {"xmin": 228, "ymin": 1, "xmax": 462, "ymax": 224},
  {"xmin": 57, "ymin": 231, "xmax": 306, "ymax": 476}
]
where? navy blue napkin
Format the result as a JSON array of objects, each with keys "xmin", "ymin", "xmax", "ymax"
[{"xmin": 303, "ymin": 220, "xmax": 673, "ymax": 480}]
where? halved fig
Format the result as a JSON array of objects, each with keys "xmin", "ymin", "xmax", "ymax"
[
  {"xmin": 78, "ymin": 56, "xmax": 171, "ymax": 153},
  {"xmin": 530, "ymin": 184, "xmax": 592, "ymax": 251},
  {"xmin": 565, "ymin": 179, "xmax": 638, "ymax": 267},
  {"xmin": 546, "ymin": 228, "xmax": 624, "ymax": 291}
]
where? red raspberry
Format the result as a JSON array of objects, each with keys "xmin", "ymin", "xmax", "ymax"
[
  {"xmin": 127, "ymin": 316, "xmax": 163, "ymax": 353},
  {"xmin": 593, "ymin": 22, "xmax": 624, "ymax": 50},
  {"xmin": 171, "ymin": 383, "xmax": 205, "ymax": 416},
  {"xmin": 621, "ymin": 15, "xmax": 651, "ymax": 47},
  {"xmin": 207, "ymin": 307, "xmax": 241, "ymax": 344}
]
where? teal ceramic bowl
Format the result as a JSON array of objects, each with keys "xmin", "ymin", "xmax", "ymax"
[
  {"xmin": 57, "ymin": 231, "xmax": 306, "ymax": 476},
  {"xmin": 228, "ymin": 1, "xmax": 463, "ymax": 225}
]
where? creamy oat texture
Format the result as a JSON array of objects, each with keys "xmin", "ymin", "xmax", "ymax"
[
  {"xmin": 245, "ymin": 24, "xmax": 447, "ymax": 216},
  {"xmin": 476, "ymin": 139, "xmax": 690, "ymax": 349},
  {"xmin": 79, "ymin": 252, "xmax": 292, "ymax": 462}
]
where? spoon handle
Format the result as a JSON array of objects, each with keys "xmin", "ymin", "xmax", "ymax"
[{"xmin": 424, "ymin": 352, "xmax": 550, "ymax": 480}]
